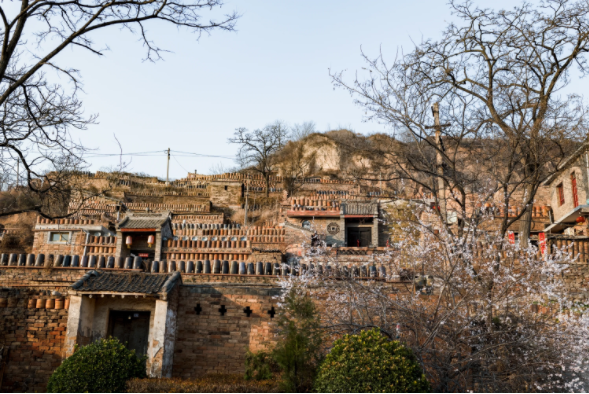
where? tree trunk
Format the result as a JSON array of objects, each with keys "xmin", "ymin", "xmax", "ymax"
[
  {"xmin": 265, "ymin": 173, "xmax": 270, "ymax": 198},
  {"xmin": 518, "ymin": 184, "xmax": 535, "ymax": 248}
]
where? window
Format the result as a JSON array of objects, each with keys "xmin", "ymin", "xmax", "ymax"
[
  {"xmin": 49, "ymin": 231, "xmax": 70, "ymax": 243},
  {"xmin": 557, "ymin": 183, "xmax": 565, "ymax": 206},
  {"xmin": 571, "ymin": 173, "xmax": 579, "ymax": 208},
  {"xmin": 224, "ymin": 186, "xmax": 228, "ymax": 191}
]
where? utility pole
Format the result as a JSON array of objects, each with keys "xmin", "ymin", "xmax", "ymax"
[
  {"xmin": 165, "ymin": 148, "xmax": 170, "ymax": 185},
  {"xmin": 244, "ymin": 180, "xmax": 249, "ymax": 228}
]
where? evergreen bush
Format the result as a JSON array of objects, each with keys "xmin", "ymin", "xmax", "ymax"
[
  {"xmin": 314, "ymin": 328, "xmax": 430, "ymax": 393},
  {"xmin": 47, "ymin": 337, "xmax": 146, "ymax": 393},
  {"xmin": 268, "ymin": 287, "xmax": 323, "ymax": 392}
]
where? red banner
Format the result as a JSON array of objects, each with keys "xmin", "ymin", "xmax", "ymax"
[
  {"xmin": 508, "ymin": 232, "xmax": 515, "ymax": 244},
  {"xmin": 138, "ymin": 253, "xmax": 149, "ymax": 258}
]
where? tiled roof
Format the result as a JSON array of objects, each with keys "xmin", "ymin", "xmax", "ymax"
[
  {"xmin": 118, "ymin": 211, "xmax": 170, "ymax": 230},
  {"xmin": 71, "ymin": 271, "xmax": 180, "ymax": 294}
]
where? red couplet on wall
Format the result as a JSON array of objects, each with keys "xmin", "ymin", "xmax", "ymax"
[
  {"xmin": 538, "ymin": 232, "xmax": 546, "ymax": 255},
  {"xmin": 508, "ymin": 232, "xmax": 515, "ymax": 244}
]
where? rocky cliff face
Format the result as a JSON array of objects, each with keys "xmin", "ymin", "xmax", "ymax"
[{"xmin": 277, "ymin": 130, "xmax": 395, "ymax": 178}]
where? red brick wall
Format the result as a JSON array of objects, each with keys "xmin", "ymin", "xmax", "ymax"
[{"xmin": 0, "ymin": 290, "xmax": 69, "ymax": 392}]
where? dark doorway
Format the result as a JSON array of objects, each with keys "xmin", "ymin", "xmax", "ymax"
[
  {"xmin": 108, "ymin": 311, "xmax": 150, "ymax": 356},
  {"xmin": 131, "ymin": 251, "xmax": 154, "ymax": 267},
  {"xmin": 347, "ymin": 228, "xmax": 372, "ymax": 247}
]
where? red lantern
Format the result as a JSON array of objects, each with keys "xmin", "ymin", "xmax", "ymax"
[
  {"xmin": 148, "ymin": 235, "xmax": 155, "ymax": 248},
  {"xmin": 125, "ymin": 236, "xmax": 132, "ymax": 249},
  {"xmin": 576, "ymin": 216, "xmax": 586, "ymax": 224}
]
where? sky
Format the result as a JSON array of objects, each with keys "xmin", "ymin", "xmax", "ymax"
[{"xmin": 51, "ymin": 0, "xmax": 519, "ymax": 179}]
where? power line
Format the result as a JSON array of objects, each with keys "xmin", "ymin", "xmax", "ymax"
[
  {"xmin": 172, "ymin": 155, "xmax": 190, "ymax": 174},
  {"xmin": 170, "ymin": 150, "xmax": 234, "ymax": 160},
  {"xmin": 84, "ymin": 150, "xmax": 164, "ymax": 158},
  {"xmin": 84, "ymin": 150, "xmax": 234, "ymax": 160}
]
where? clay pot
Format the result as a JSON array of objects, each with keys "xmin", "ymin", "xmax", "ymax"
[
  {"xmin": 45, "ymin": 299, "xmax": 55, "ymax": 309},
  {"xmin": 64, "ymin": 299, "xmax": 70, "ymax": 310},
  {"xmin": 36, "ymin": 298, "xmax": 44, "ymax": 308},
  {"xmin": 27, "ymin": 299, "xmax": 36, "ymax": 308},
  {"xmin": 55, "ymin": 299, "xmax": 64, "ymax": 310}
]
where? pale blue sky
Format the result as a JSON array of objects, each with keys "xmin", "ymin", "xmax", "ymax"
[{"xmin": 56, "ymin": 0, "xmax": 519, "ymax": 179}]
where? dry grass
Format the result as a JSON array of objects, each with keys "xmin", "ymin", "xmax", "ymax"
[{"xmin": 127, "ymin": 374, "xmax": 281, "ymax": 393}]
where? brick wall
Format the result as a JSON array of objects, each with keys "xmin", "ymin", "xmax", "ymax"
[
  {"xmin": 32, "ymin": 230, "xmax": 85, "ymax": 256},
  {"xmin": 0, "ymin": 288, "xmax": 69, "ymax": 392},
  {"xmin": 172, "ymin": 284, "xmax": 280, "ymax": 378}
]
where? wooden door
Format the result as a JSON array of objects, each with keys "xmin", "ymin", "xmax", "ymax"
[
  {"xmin": 347, "ymin": 228, "xmax": 372, "ymax": 247},
  {"xmin": 108, "ymin": 311, "xmax": 150, "ymax": 356}
]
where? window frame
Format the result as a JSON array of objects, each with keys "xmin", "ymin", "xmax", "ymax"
[
  {"xmin": 557, "ymin": 183, "xmax": 565, "ymax": 206},
  {"xmin": 48, "ymin": 231, "xmax": 71, "ymax": 244}
]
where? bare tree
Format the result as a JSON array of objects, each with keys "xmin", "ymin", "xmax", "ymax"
[
  {"xmin": 0, "ymin": 0, "xmax": 238, "ymax": 218},
  {"xmin": 291, "ymin": 121, "xmax": 317, "ymax": 140},
  {"xmin": 277, "ymin": 138, "xmax": 314, "ymax": 197},
  {"xmin": 332, "ymin": 0, "xmax": 589, "ymax": 245},
  {"xmin": 229, "ymin": 121, "xmax": 289, "ymax": 197}
]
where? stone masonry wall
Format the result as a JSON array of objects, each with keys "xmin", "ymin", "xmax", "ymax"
[{"xmin": 172, "ymin": 283, "xmax": 280, "ymax": 378}]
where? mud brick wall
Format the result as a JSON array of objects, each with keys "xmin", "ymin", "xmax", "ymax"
[
  {"xmin": 172, "ymin": 284, "xmax": 280, "ymax": 378},
  {"xmin": 249, "ymin": 251, "xmax": 283, "ymax": 263},
  {"xmin": 209, "ymin": 181, "xmax": 243, "ymax": 207},
  {"xmin": 0, "ymin": 289, "xmax": 69, "ymax": 392}
]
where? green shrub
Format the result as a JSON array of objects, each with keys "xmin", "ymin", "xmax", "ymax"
[
  {"xmin": 271, "ymin": 287, "xmax": 323, "ymax": 392},
  {"xmin": 244, "ymin": 350, "xmax": 274, "ymax": 381},
  {"xmin": 47, "ymin": 337, "xmax": 146, "ymax": 393},
  {"xmin": 314, "ymin": 328, "xmax": 430, "ymax": 393}
]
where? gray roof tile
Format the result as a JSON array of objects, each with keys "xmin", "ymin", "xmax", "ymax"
[
  {"xmin": 71, "ymin": 271, "xmax": 178, "ymax": 294},
  {"xmin": 118, "ymin": 211, "xmax": 170, "ymax": 230}
]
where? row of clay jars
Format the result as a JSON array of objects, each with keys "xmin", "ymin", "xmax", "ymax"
[
  {"xmin": 87, "ymin": 236, "xmax": 116, "ymax": 244},
  {"xmin": 0, "ymin": 298, "xmax": 69, "ymax": 309},
  {"xmin": 167, "ymin": 239, "xmax": 251, "ymax": 249},
  {"xmin": 37, "ymin": 217, "xmax": 96, "ymax": 225},
  {"xmin": 248, "ymin": 227, "xmax": 285, "ymax": 236},
  {"xmin": 249, "ymin": 236, "xmax": 285, "ymax": 243},
  {"xmin": 291, "ymin": 198, "xmax": 340, "ymax": 208},
  {"xmin": 126, "ymin": 202, "xmax": 207, "ymax": 210}
]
